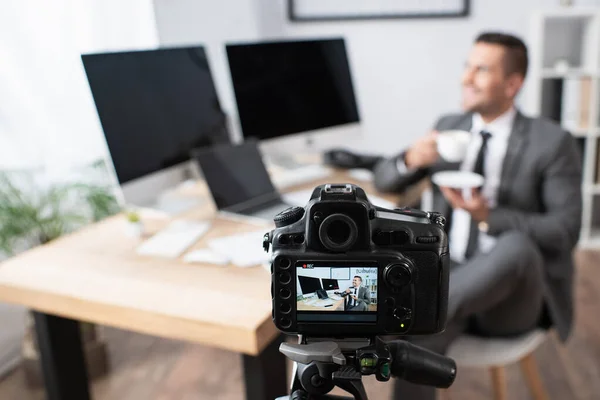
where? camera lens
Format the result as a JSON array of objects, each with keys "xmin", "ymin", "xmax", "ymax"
[{"xmin": 318, "ymin": 213, "xmax": 358, "ymax": 252}]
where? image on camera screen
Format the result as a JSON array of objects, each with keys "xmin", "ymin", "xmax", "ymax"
[{"xmin": 296, "ymin": 264, "xmax": 378, "ymax": 322}]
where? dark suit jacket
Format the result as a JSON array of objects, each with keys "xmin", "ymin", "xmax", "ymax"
[
  {"xmin": 372, "ymin": 111, "xmax": 582, "ymax": 341},
  {"xmin": 346, "ymin": 286, "xmax": 371, "ymax": 311}
]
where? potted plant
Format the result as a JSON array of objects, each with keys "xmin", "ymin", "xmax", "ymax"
[
  {"xmin": 0, "ymin": 167, "xmax": 121, "ymax": 386},
  {"xmin": 124, "ymin": 209, "xmax": 144, "ymax": 237}
]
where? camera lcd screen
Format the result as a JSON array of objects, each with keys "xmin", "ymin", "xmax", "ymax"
[{"xmin": 296, "ymin": 263, "xmax": 378, "ymax": 323}]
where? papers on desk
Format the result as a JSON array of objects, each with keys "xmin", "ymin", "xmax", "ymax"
[
  {"xmin": 136, "ymin": 220, "xmax": 211, "ymax": 258},
  {"xmin": 304, "ymin": 298, "xmax": 335, "ymax": 307},
  {"xmin": 206, "ymin": 230, "xmax": 271, "ymax": 268},
  {"xmin": 183, "ymin": 249, "xmax": 229, "ymax": 265},
  {"xmin": 283, "ymin": 189, "xmax": 396, "ymax": 210}
]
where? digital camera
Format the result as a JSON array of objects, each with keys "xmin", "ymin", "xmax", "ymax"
[{"xmin": 264, "ymin": 184, "xmax": 450, "ymax": 337}]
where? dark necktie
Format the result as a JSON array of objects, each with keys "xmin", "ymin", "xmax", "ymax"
[
  {"xmin": 353, "ymin": 287, "xmax": 357, "ymax": 307},
  {"xmin": 464, "ymin": 130, "xmax": 492, "ymax": 259}
]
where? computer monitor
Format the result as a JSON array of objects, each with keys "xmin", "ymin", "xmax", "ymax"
[
  {"xmin": 82, "ymin": 46, "xmax": 230, "ymax": 210},
  {"xmin": 226, "ymin": 38, "xmax": 361, "ymax": 156},
  {"xmin": 298, "ymin": 275, "xmax": 323, "ymax": 295},
  {"xmin": 321, "ymin": 278, "xmax": 340, "ymax": 291}
]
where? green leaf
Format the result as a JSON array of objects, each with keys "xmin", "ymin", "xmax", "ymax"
[{"xmin": 0, "ymin": 171, "xmax": 121, "ymax": 252}]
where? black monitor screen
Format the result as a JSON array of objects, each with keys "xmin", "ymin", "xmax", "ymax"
[
  {"xmin": 298, "ymin": 275, "xmax": 323, "ymax": 295},
  {"xmin": 321, "ymin": 279, "xmax": 339, "ymax": 290},
  {"xmin": 226, "ymin": 38, "xmax": 359, "ymax": 140},
  {"xmin": 82, "ymin": 47, "xmax": 229, "ymax": 184}
]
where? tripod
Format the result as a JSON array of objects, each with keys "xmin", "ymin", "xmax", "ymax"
[{"xmin": 276, "ymin": 336, "xmax": 456, "ymax": 400}]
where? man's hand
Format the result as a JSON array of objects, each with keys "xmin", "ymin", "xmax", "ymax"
[
  {"xmin": 440, "ymin": 187, "xmax": 489, "ymax": 222},
  {"xmin": 404, "ymin": 131, "xmax": 439, "ymax": 169},
  {"xmin": 350, "ymin": 295, "xmax": 358, "ymax": 301},
  {"xmin": 345, "ymin": 288, "xmax": 352, "ymax": 294}
]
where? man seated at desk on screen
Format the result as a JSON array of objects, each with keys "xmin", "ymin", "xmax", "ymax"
[
  {"xmin": 372, "ymin": 32, "xmax": 582, "ymax": 400},
  {"xmin": 345, "ymin": 276, "xmax": 370, "ymax": 311}
]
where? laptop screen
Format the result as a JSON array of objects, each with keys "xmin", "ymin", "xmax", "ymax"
[{"xmin": 193, "ymin": 141, "xmax": 278, "ymax": 210}]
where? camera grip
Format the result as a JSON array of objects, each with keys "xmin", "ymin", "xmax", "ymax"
[{"xmin": 388, "ymin": 341, "xmax": 456, "ymax": 389}]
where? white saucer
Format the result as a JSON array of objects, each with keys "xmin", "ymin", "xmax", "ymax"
[{"xmin": 431, "ymin": 171, "xmax": 484, "ymax": 189}]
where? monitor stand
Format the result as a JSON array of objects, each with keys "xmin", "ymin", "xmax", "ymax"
[
  {"xmin": 264, "ymin": 153, "xmax": 307, "ymax": 170},
  {"xmin": 118, "ymin": 161, "xmax": 206, "ymax": 216},
  {"xmin": 152, "ymin": 189, "xmax": 206, "ymax": 215},
  {"xmin": 261, "ymin": 136, "xmax": 323, "ymax": 171}
]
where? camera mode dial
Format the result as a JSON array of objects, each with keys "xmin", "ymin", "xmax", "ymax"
[
  {"xmin": 384, "ymin": 261, "xmax": 413, "ymax": 288},
  {"xmin": 274, "ymin": 206, "xmax": 305, "ymax": 228}
]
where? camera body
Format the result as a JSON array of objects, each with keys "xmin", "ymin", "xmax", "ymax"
[{"xmin": 266, "ymin": 184, "xmax": 449, "ymax": 338}]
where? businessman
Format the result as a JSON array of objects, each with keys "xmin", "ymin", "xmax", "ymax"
[
  {"xmin": 345, "ymin": 276, "xmax": 371, "ymax": 311},
  {"xmin": 373, "ymin": 32, "xmax": 582, "ymax": 399}
]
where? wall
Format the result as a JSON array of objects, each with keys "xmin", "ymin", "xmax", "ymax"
[
  {"xmin": 154, "ymin": 0, "xmax": 556, "ymax": 154},
  {"xmin": 0, "ymin": 0, "xmax": 158, "ymax": 177}
]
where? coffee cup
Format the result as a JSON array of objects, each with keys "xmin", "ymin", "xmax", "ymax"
[{"xmin": 436, "ymin": 130, "xmax": 471, "ymax": 162}]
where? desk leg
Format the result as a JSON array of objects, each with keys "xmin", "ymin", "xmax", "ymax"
[
  {"xmin": 33, "ymin": 312, "xmax": 91, "ymax": 400},
  {"xmin": 242, "ymin": 335, "xmax": 287, "ymax": 400}
]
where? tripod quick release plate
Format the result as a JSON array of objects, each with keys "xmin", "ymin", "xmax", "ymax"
[{"xmin": 280, "ymin": 342, "xmax": 346, "ymax": 366}]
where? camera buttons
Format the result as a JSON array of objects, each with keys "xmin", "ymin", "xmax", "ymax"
[
  {"xmin": 278, "ymin": 258, "xmax": 291, "ymax": 270},
  {"xmin": 416, "ymin": 236, "xmax": 439, "ymax": 244},
  {"xmin": 279, "ymin": 288, "xmax": 292, "ymax": 299},
  {"xmin": 279, "ymin": 317, "xmax": 292, "ymax": 329},
  {"xmin": 278, "ymin": 271, "xmax": 291, "ymax": 284},
  {"xmin": 280, "ymin": 303, "xmax": 292, "ymax": 314},
  {"xmin": 274, "ymin": 206, "xmax": 305, "ymax": 227},
  {"xmin": 393, "ymin": 307, "xmax": 412, "ymax": 321},
  {"xmin": 293, "ymin": 234, "xmax": 305, "ymax": 244},
  {"xmin": 313, "ymin": 211, "xmax": 323, "ymax": 224},
  {"xmin": 384, "ymin": 262, "xmax": 413, "ymax": 288}
]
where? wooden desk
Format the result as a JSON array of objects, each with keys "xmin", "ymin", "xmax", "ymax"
[
  {"xmin": 0, "ymin": 168, "xmax": 417, "ymax": 400},
  {"xmin": 296, "ymin": 298, "xmax": 345, "ymax": 311}
]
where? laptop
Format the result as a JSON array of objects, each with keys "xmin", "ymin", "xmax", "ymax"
[{"xmin": 192, "ymin": 140, "xmax": 292, "ymax": 222}]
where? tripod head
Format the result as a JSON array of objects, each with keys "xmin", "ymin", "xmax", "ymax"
[{"xmin": 276, "ymin": 336, "xmax": 456, "ymax": 400}]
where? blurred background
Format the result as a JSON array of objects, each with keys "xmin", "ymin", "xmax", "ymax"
[{"xmin": 2, "ymin": 1, "xmax": 600, "ymax": 399}]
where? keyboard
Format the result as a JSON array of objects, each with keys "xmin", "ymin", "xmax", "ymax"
[
  {"xmin": 272, "ymin": 165, "xmax": 332, "ymax": 190},
  {"xmin": 207, "ymin": 230, "xmax": 271, "ymax": 268},
  {"xmin": 136, "ymin": 220, "xmax": 211, "ymax": 258}
]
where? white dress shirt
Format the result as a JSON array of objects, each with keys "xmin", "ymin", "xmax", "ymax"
[{"xmin": 449, "ymin": 107, "xmax": 516, "ymax": 263}]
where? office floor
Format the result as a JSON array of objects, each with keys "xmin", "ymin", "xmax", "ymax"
[{"xmin": 1, "ymin": 250, "xmax": 600, "ymax": 400}]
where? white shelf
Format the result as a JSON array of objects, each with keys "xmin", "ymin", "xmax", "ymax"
[
  {"xmin": 541, "ymin": 68, "xmax": 597, "ymax": 79},
  {"xmin": 579, "ymin": 229, "xmax": 600, "ymax": 249},
  {"xmin": 538, "ymin": 8, "xmax": 599, "ymax": 19},
  {"xmin": 567, "ymin": 127, "xmax": 600, "ymax": 137},
  {"xmin": 584, "ymin": 184, "xmax": 600, "ymax": 195},
  {"xmin": 531, "ymin": 9, "xmax": 600, "ymax": 245}
]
